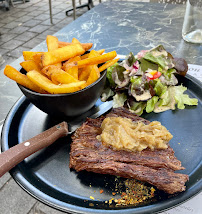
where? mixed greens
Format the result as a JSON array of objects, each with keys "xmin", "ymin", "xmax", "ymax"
[{"xmin": 102, "ymin": 45, "xmax": 198, "ymax": 115}]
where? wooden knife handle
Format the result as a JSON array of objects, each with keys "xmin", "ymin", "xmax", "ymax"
[{"xmin": 0, "ymin": 122, "xmax": 68, "ymax": 177}]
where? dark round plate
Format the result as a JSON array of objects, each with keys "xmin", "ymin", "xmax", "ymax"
[{"xmin": 1, "ymin": 74, "xmax": 202, "ymax": 214}]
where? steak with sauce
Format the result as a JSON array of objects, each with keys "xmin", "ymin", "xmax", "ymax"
[{"xmin": 70, "ymin": 107, "xmax": 189, "ymax": 194}]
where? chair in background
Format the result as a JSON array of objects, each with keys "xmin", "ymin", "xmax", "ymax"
[{"xmin": 66, "ymin": 0, "xmax": 102, "ymax": 20}]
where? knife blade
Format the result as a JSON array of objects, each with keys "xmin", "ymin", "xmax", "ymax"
[
  {"xmin": 0, "ymin": 100, "xmax": 113, "ymax": 178},
  {"xmin": 68, "ymin": 100, "xmax": 113, "ymax": 133}
]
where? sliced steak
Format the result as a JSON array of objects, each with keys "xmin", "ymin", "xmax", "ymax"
[{"xmin": 70, "ymin": 107, "xmax": 189, "ymax": 194}]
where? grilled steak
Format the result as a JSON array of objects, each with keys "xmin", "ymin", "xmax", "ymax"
[{"xmin": 70, "ymin": 107, "xmax": 189, "ymax": 194}]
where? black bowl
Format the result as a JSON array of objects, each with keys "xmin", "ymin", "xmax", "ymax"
[{"xmin": 18, "ymin": 69, "xmax": 107, "ymax": 118}]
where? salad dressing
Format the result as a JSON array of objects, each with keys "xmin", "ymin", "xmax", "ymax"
[{"xmin": 152, "ymin": 50, "xmax": 167, "ymax": 57}]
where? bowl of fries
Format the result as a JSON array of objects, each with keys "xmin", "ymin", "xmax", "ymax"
[{"xmin": 4, "ymin": 36, "xmax": 118, "ymax": 117}]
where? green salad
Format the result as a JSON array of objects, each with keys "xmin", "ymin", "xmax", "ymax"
[{"xmin": 101, "ymin": 45, "xmax": 198, "ymax": 115}]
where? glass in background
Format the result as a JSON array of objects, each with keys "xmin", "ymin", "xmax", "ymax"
[{"xmin": 182, "ymin": 0, "xmax": 202, "ymax": 44}]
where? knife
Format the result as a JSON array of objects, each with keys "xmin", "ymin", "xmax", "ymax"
[{"xmin": 0, "ymin": 100, "xmax": 113, "ymax": 178}]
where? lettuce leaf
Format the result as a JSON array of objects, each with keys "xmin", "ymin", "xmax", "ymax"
[
  {"xmin": 101, "ymin": 87, "xmax": 114, "ymax": 102},
  {"xmin": 139, "ymin": 58, "xmax": 158, "ymax": 72},
  {"xmin": 113, "ymin": 93, "xmax": 127, "ymax": 108},
  {"xmin": 160, "ymin": 68, "xmax": 178, "ymax": 86},
  {"xmin": 146, "ymin": 96, "xmax": 159, "ymax": 113},
  {"xmin": 153, "ymin": 79, "xmax": 167, "ymax": 97},
  {"xmin": 106, "ymin": 63, "xmax": 117, "ymax": 87},
  {"xmin": 163, "ymin": 68, "xmax": 176, "ymax": 80},
  {"xmin": 174, "ymin": 85, "xmax": 198, "ymax": 109},
  {"xmin": 143, "ymin": 52, "xmax": 167, "ymax": 68},
  {"xmin": 143, "ymin": 45, "xmax": 173, "ymax": 69},
  {"xmin": 154, "ymin": 87, "xmax": 176, "ymax": 113},
  {"xmin": 125, "ymin": 52, "xmax": 137, "ymax": 66},
  {"xmin": 128, "ymin": 100, "xmax": 146, "ymax": 115},
  {"xmin": 154, "ymin": 85, "xmax": 198, "ymax": 113}
]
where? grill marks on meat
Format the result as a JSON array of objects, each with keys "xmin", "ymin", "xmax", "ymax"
[{"xmin": 70, "ymin": 108, "xmax": 189, "ymax": 194}]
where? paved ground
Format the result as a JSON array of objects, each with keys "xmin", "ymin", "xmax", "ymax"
[{"xmin": 0, "ymin": 0, "xmax": 186, "ymax": 213}]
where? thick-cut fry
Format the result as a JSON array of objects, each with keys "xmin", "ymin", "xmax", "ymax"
[
  {"xmin": 79, "ymin": 50, "xmax": 100, "ymax": 81},
  {"xmin": 46, "ymin": 35, "xmax": 59, "ymax": 51},
  {"xmin": 63, "ymin": 56, "xmax": 80, "ymax": 79},
  {"xmin": 41, "ymin": 43, "xmax": 85, "ymax": 67},
  {"xmin": 52, "ymin": 70, "xmax": 78, "ymax": 84},
  {"xmin": 5, "ymin": 36, "xmax": 116, "ymax": 94},
  {"xmin": 80, "ymin": 49, "xmax": 105, "ymax": 60},
  {"xmin": 40, "ymin": 65, "xmax": 59, "ymax": 84},
  {"xmin": 23, "ymin": 51, "xmax": 43, "ymax": 61},
  {"xmin": 33, "ymin": 53, "xmax": 43, "ymax": 68},
  {"xmin": 81, "ymin": 65, "xmax": 100, "ymax": 89},
  {"xmin": 58, "ymin": 41, "xmax": 93, "ymax": 51},
  {"xmin": 62, "ymin": 62, "xmax": 75, "ymax": 72},
  {"xmin": 53, "ymin": 62, "xmax": 62, "ymax": 69},
  {"xmin": 46, "ymin": 35, "xmax": 62, "ymax": 68},
  {"xmin": 41, "ymin": 65, "xmax": 78, "ymax": 84},
  {"xmin": 67, "ymin": 66, "xmax": 79, "ymax": 79},
  {"xmin": 20, "ymin": 60, "xmax": 41, "ymax": 72},
  {"xmin": 41, "ymin": 65, "xmax": 58, "ymax": 77},
  {"xmin": 27, "ymin": 70, "xmax": 85, "ymax": 94},
  {"xmin": 4, "ymin": 65, "xmax": 46, "ymax": 93},
  {"xmin": 74, "ymin": 51, "xmax": 117, "ymax": 68},
  {"xmin": 98, "ymin": 58, "xmax": 120, "ymax": 72},
  {"xmin": 72, "ymin": 38, "xmax": 80, "ymax": 44},
  {"xmin": 63, "ymin": 56, "xmax": 81, "ymax": 71},
  {"xmin": 67, "ymin": 56, "xmax": 81, "ymax": 63}
]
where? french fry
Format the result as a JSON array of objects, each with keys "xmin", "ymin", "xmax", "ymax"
[
  {"xmin": 98, "ymin": 58, "xmax": 120, "ymax": 72},
  {"xmin": 72, "ymin": 38, "xmax": 80, "ymax": 44},
  {"xmin": 20, "ymin": 60, "xmax": 41, "ymax": 72},
  {"xmin": 75, "ymin": 51, "xmax": 117, "ymax": 68},
  {"xmin": 5, "ymin": 36, "xmax": 117, "ymax": 94},
  {"xmin": 67, "ymin": 66, "xmax": 79, "ymax": 79},
  {"xmin": 67, "ymin": 55, "xmax": 81, "ymax": 63},
  {"xmin": 81, "ymin": 65, "xmax": 100, "ymax": 89},
  {"xmin": 80, "ymin": 49, "xmax": 105, "ymax": 60},
  {"xmin": 41, "ymin": 43, "xmax": 85, "ymax": 67},
  {"xmin": 62, "ymin": 56, "xmax": 81, "ymax": 70},
  {"xmin": 63, "ymin": 56, "xmax": 81, "ymax": 79},
  {"xmin": 53, "ymin": 62, "xmax": 62, "ymax": 69},
  {"xmin": 23, "ymin": 51, "xmax": 43, "ymax": 61},
  {"xmin": 62, "ymin": 62, "xmax": 75, "ymax": 73},
  {"xmin": 33, "ymin": 53, "xmax": 43, "ymax": 68},
  {"xmin": 41, "ymin": 65, "xmax": 60, "ymax": 84},
  {"xmin": 41, "ymin": 65, "xmax": 57, "ymax": 78},
  {"xmin": 58, "ymin": 41, "xmax": 93, "ymax": 51},
  {"xmin": 88, "ymin": 50, "xmax": 101, "ymax": 58},
  {"xmin": 4, "ymin": 65, "xmax": 46, "ymax": 93},
  {"xmin": 46, "ymin": 35, "xmax": 62, "ymax": 68},
  {"xmin": 27, "ymin": 70, "xmax": 86, "ymax": 94},
  {"xmin": 78, "ymin": 50, "xmax": 100, "ymax": 81},
  {"xmin": 52, "ymin": 69, "xmax": 78, "ymax": 84},
  {"xmin": 46, "ymin": 35, "xmax": 59, "ymax": 51},
  {"xmin": 41, "ymin": 65, "xmax": 78, "ymax": 84}
]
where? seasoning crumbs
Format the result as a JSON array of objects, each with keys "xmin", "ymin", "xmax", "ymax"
[{"xmin": 100, "ymin": 189, "xmax": 104, "ymax": 194}]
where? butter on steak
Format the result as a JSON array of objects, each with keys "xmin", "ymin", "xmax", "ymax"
[{"xmin": 69, "ymin": 107, "xmax": 189, "ymax": 194}]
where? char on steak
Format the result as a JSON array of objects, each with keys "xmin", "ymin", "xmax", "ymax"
[{"xmin": 70, "ymin": 107, "xmax": 189, "ymax": 194}]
